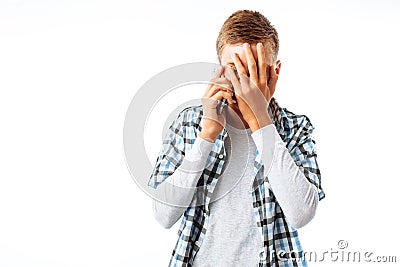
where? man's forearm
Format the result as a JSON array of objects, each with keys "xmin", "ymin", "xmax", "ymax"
[
  {"xmin": 247, "ymin": 112, "xmax": 273, "ymax": 133},
  {"xmin": 152, "ymin": 135, "xmax": 214, "ymax": 229},
  {"xmin": 251, "ymin": 124, "xmax": 319, "ymax": 229}
]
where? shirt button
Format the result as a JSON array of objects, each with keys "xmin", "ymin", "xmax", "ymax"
[
  {"xmin": 218, "ymin": 154, "xmax": 224, "ymax": 159},
  {"xmin": 259, "ymin": 251, "xmax": 266, "ymax": 260},
  {"xmin": 195, "ymin": 240, "xmax": 201, "ymax": 246}
]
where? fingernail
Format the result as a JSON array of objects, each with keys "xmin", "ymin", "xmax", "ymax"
[
  {"xmin": 257, "ymin": 42, "xmax": 263, "ymax": 48},
  {"xmin": 243, "ymin": 43, "xmax": 249, "ymax": 48}
]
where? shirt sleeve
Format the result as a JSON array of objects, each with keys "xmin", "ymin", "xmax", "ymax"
[
  {"xmin": 251, "ymin": 124, "xmax": 320, "ymax": 229},
  {"xmin": 147, "ymin": 109, "xmax": 187, "ymax": 189},
  {"xmin": 152, "ymin": 135, "xmax": 214, "ymax": 229}
]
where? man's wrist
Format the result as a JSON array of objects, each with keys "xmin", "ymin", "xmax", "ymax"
[
  {"xmin": 199, "ymin": 131, "xmax": 218, "ymax": 143},
  {"xmin": 247, "ymin": 114, "xmax": 273, "ymax": 132}
]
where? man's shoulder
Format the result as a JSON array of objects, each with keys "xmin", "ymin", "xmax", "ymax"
[
  {"xmin": 175, "ymin": 104, "xmax": 204, "ymax": 123},
  {"xmin": 270, "ymin": 98, "xmax": 316, "ymax": 145},
  {"xmin": 281, "ymin": 106, "xmax": 315, "ymax": 133},
  {"xmin": 277, "ymin": 104, "xmax": 316, "ymax": 151}
]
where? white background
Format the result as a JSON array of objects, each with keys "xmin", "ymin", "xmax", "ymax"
[{"xmin": 1, "ymin": 0, "xmax": 399, "ymax": 266}]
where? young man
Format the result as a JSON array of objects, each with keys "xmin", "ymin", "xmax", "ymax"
[{"xmin": 148, "ymin": 10, "xmax": 325, "ymax": 267}]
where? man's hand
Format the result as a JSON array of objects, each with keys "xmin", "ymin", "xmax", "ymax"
[
  {"xmin": 227, "ymin": 42, "xmax": 278, "ymax": 132},
  {"xmin": 200, "ymin": 66, "xmax": 234, "ymax": 142}
]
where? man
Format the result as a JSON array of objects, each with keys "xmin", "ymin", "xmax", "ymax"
[{"xmin": 148, "ymin": 10, "xmax": 325, "ymax": 267}]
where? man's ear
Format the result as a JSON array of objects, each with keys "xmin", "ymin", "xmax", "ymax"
[{"xmin": 275, "ymin": 60, "xmax": 281, "ymax": 75}]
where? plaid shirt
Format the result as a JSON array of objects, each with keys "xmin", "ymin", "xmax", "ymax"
[{"xmin": 148, "ymin": 97, "xmax": 325, "ymax": 267}]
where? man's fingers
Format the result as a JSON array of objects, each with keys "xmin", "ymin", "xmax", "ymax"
[
  {"xmin": 231, "ymin": 53, "xmax": 249, "ymax": 88},
  {"xmin": 211, "ymin": 90, "xmax": 234, "ymax": 104},
  {"xmin": 227, "ymin": 66, "xmax": 242, "ymax": 95},
  {"xmin": 203, "ymin": 89, "xmax": 233, "ymax": 109},
  {"xmin": 212, "ymin": 77, "xmax": 233, "ymax": 89},
  {"xmin": 205, "ymin": 66, "xmax": 225, "ymax": 94},
  {"xmin": 207, "ymin": 85, "xmax": 232, "ymax": 99},
  {"xmin": 257, "ymin": 43, "xmax": 267, "ymax": 88},
  {"xmin": 204, "ymin": 80, "xmax": 232, "ymax": 98},
  {"xmin": 214, "ymin": 65, "xmax": 224, "ymax": 78},
  {"xmin": 232, "ymin": 53, "xmax": 247, "ymax": 76},
  {"xmin": 243, "ymin": 43, "xmax": 258, "ymax": 85}
]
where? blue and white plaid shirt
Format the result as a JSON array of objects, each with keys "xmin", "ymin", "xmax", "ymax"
[{"xmin": 148, "ymin": 97, "xmax": 325, "ymax": 266}]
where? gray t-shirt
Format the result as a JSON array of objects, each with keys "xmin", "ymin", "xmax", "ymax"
[{"xmin": 192, "ymin": 123, "xmax": 263, "ymax": 266}]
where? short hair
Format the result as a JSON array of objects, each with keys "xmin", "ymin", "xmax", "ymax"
[{"xmin": 216, "ymin": 10, "xmax": 279, "ymax": 62}]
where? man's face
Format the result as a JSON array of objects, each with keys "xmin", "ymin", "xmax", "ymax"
[{"xmin": 219, "ymin": 42, "xmax": 276, "ymax": 112}]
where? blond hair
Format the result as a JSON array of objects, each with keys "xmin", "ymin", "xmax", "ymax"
[{"xmin": 216, "ymin": 10, "xmax": 279, "ymax": 62}]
